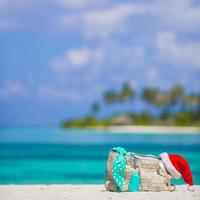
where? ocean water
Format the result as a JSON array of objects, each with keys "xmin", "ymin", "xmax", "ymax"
[{"xmin": 0, "ymin": 127, "xmax": 200, "ymax": 185}]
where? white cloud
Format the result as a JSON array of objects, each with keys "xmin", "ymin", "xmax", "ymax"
[
  {"xmin": 1, "ymin": 0, "xmax": 152, "ymax": 34},
  {"xmin": 50, "ymin": 42, "xmax": 147, "ymax": 80},
  {"xmin": 0, "ymin": 0, "xmax": 35, "ymax": 31},
  {"xmin": 58, "ymin": 0, "xmax": 200, "ymax": 39},
  {"xmin": 157, "ymin": 31, "xmax": 200, "ymax": 67},
  {"xmin": 0, "ymin": 0, "xmax": 199, "ymax": 101},
  {"xmin": 50, "ymin": 41, "xmax": 147, "ymax": 74},
  {"xmin": 49, "ymin": 41, "xmax": 147, "ymax": 97},
  {"xmin": 0, "ymin": 0, "xmax": 199, "ymax": 38},
  {"xmin": 0, "ymin": 80, "xmax": 29, "ymax": 98},
  {"xmin": 67, "ymin": 48, "xmax": 103, "ymax": 66},
  {"xmin": 83, "ymin": 3, "xmax": 151, "ymax": 39},
  {"xmin": 155, "ymin": 0, "xmax": 200, "ymax": 33},
  {"xmin": 59, "ymin": 3, "xmax": 153, "ymax": 39},
  {"xmin": 50, "ymin": 47, "xmax": 104, "ymax": 72}
]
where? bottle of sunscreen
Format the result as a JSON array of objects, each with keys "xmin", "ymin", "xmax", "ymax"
[{"xmin": 128, "ymin": 172, "xmax": 140, "ymax": 192}]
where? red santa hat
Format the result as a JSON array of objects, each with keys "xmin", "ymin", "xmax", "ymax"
[{"xmin": 159, "ymin": 152, "xmax": 193, "ymax": 186}]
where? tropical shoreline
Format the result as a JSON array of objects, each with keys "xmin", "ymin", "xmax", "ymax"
[
  {"xmin": 84, "ymin": 125, "xmax": 200, "ymax": 134},
  {"xmin": 0, "ymin": 184, "xmax": 199, "ymax": 200}
]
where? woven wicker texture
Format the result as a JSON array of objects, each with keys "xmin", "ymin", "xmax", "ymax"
[{"xmin": 105, "ymin": 150, "xmax": 175, "ymax": 192}]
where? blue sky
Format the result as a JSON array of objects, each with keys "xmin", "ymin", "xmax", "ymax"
[{"xmin": 0, "ymin": 0, "xmax": 200, "ymax": 125}]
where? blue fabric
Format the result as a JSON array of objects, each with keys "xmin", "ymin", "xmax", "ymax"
[{"xmin": 112, "ymin": 147, "xmax": 127, "ymax": 191}]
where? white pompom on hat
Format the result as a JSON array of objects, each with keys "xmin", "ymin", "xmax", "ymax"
[{"xmin": 160, "ymin": 152, "xmax": 181, "ymax": 179}]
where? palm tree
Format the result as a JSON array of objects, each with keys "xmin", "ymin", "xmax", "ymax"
[
  {"xmin": 169, "ymin": 84, "xmax": 184, "ymax": 106},
  {"xmin": 103, "ymin": 82, "xmax": 135, "ymax": 116},
  {"xmin": 104, "ymin": 82, "xmax": 134, "ymax": 106},
  {"xmin": 119, "ymin": 82, "xmax": 134, "ymax": 112},
  {"xmin": 183, "ymin": 93, "xmax": 200, "ymax": 108},
  {"xmin": 103, "ymin": 90, "xmax": 118, "ymax": 104},
  {"xmin": 142, "ymin": 88, "xmax": 160, "ymax": 106},
  {"xmin": 142, "ymin": 87, "xmax": 174, "ymax": 120},
  {"xmin": 119, "ymin": 82, "xmax": 134, "ymax": 102},
  {"xmin": 142, "ymin": 85, "xmax": 185, "ymax": 110}
]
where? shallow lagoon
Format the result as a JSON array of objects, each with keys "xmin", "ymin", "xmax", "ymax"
[{"xmin": 0, "ymin": 127, "xmax": 199, "ymax": 184}]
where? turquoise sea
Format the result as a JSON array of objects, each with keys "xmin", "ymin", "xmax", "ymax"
[{"xmin": 0, "ymin": 127, "xmax": 200, "ymax": 185}]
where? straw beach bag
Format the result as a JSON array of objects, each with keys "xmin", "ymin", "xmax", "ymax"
[{"xmin": 105, "ymin": 148, "xmax": 176, "ymax": 192}]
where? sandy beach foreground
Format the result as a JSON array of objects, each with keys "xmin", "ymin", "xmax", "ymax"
[{"xmin": 0, "ymin": 185, "xmax": 199, "ymax": 200}]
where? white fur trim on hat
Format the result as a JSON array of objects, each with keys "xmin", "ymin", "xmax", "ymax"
[{"xmin": 159, "ymin": 152, "xmax": 181, "ymax": 179}]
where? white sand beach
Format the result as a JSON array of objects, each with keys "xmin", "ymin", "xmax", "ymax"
[
  {"xmin": 92, "ymin": 125, "xmax": 200, "ymax": 134},
  {"xmin": 0, "ymin": 185, "xmax": 199, "ymax": 200}
]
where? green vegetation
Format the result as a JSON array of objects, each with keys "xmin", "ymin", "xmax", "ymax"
[
  {"xmin": 61, "ymin": 83, "xmax": 200, "ymax": 128},
  {"xmin": 104, "ymin": 82, "xmax": 134, "ymax": 104}
]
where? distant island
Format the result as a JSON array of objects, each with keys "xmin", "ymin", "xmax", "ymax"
[{"xmin": 61, "ymin": 83, "xmax": 200, "ymax": 129}]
